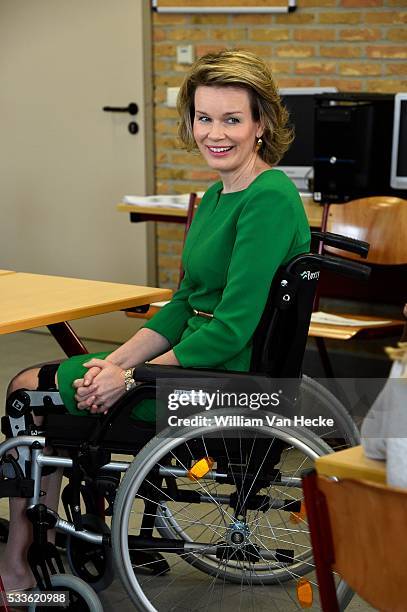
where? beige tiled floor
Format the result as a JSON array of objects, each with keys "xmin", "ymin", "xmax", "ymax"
[{"xmin": 0, "ymin": 331, "xmax": 375, "ymax": 610}]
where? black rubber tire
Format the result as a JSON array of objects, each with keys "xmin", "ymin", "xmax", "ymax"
[
  {"xmin": 66, "ymin": 514, "xmax": 114, "ymax": 592},
  {"xmin": 28, "ymin": 573, "xmax": 103, "ymax": 611}
]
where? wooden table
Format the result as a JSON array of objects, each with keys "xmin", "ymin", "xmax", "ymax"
[
  {"xmin": 117, "ymin": 194, "xmax": 324, "ymax": 229},
  {"xmin": 0, "ymin": 272, "xmax": 172, "ymax": 356},
  {"xmin": 315, "ymin": 444, "xmax": 386, "ymax": 484}
]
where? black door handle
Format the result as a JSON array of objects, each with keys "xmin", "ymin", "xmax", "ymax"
[{"xmin": 102, "ymin": 102, "xmax": 138, "ymax": 115}]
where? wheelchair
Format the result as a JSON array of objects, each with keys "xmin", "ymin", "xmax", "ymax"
[{"xmin": 0, "ymin": 231, "xmax": 369, "ymax": 611}]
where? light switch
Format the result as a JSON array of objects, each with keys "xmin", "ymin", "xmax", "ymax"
[
  {"xmin": 166, "ymin": 87, "xmax": 180, "ymax": 108},
  {"xmin": 176, "ymin": 45, "xmax": 194, "ymax": 65}
]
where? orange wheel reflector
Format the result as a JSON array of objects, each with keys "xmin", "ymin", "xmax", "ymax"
[
  {"xmin": 188, "ymin": 457, "xmax": 214, "ymax": 480},
  {"xmin": 296, "ymin": 577, "xmax": 313, "ymax": 608},
  {"xmin": 290, "ymin": 501, "xmax": 307, "ymax": 524}
]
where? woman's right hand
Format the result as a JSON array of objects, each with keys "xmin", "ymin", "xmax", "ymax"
[{"xmin": 73, "ymin": 366, "xmax": 101, "ymax": 409}]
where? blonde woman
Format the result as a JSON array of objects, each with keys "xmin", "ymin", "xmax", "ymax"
[{"xmin": 2, "ymin": 50, "xmax": 310, "ymax": 590}]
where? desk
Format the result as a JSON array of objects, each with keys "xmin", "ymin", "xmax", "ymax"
[
  {"xmin": 315, "ymin": 444, "xmax": 386, "ymax": 484},
  {"xmin": 0, "ymin": 272, "xmax": 172, "ymax": 356},
  {"xmin": 117, "ymin": 195, "xmax": 324, "ymax": 229}
]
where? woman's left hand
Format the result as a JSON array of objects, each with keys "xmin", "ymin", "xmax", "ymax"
[{"xmin": 74, "ymin": 358, "xmax": 126, "ymax": 414}]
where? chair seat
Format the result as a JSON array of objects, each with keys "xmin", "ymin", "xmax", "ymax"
[{"xmin": 309, "ymin": 312, "xmax": 405, "ymax": 340}]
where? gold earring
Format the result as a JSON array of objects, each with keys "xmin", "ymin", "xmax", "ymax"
[{"xmin": 256, "ymin": 137, "xmax": 263, "ymax": 150}]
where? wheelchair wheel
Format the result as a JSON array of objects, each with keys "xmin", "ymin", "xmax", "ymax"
[
  {"xmin": 112, "ymin": 410, "xmax": 353, "ymax": 611},
  {"xmin": 66, "ymin": 514, "xmax": 114, "ymax": 592},
  {"xmin": 28, "ymin": 573, "xmax": 103, "ymax": 611},
  {"xmin": 300, "ymin": 375, "xmax": 360, "ymax": 449}
]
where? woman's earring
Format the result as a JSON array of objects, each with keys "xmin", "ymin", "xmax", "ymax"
[{"xmin": 256, "ymin": 137, "xmax": 263, "ymax": 150}]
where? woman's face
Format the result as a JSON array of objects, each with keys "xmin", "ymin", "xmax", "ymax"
[{"xmin": 193, "ymin": 85, "xmax": 262, "ymax": 176}]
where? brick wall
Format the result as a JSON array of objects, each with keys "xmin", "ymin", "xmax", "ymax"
[{"xmin": 152, "ymin": 1, "xmax": 407, "ymax": 288}]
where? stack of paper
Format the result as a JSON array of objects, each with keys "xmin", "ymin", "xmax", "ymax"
[
  {"xmin": 123, "ymin": 193, "xmax": 205, "ymax": 209},
  {"xmin": 311, "ymin": 311, "xmax": 391, "ymax": 327}
]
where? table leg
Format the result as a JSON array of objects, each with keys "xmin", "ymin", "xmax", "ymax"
[{"xmin": 47, "ymin": 322, "xmax": 88, "ymax": 357}]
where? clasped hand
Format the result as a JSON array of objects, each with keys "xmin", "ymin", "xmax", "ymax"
[{"xmin": 73, "ymin": 358, "xmax": 126, "ymax": 414}]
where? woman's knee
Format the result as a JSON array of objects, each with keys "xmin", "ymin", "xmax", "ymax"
[{"xmin": 7, "ymin": 368, "xmax": 41, "ymax": 397}]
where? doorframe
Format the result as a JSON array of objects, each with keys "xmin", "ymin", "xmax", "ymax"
[{"xmin": 141, "ymin": 2, "xmax": 157, "ymax": 286}]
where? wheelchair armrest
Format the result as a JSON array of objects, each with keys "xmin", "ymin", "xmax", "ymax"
[
  {"xmin": 317, "ymin": 253, "xmax": 371, "ymax": 280},
  {"xmin": 286, "ymin": 252, "xmax": 370, "ymax": 281},
  {"xmin": 134, "ymin": 363, "xmax": 268, "ymax": 383},
  {"xmin": 311, "ymin": 230, "xmax": 369, "ymax": 258}
]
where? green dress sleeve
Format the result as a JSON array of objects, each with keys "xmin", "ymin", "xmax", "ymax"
[{"xmin": 172, "ymin": 185, "xmax": 308, "ymax": 368}]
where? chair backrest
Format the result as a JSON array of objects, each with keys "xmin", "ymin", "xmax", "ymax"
[
  {"xmin": 317, "ymin": 196, "xmax": 407, "ymax": 305},
  {"xmin": 178, "ymin": 192, "xmax": 200, "ymax": 287},
  {"xmin": 325, "ymin": 196, "xmax": 407, "ymax": 265},
  {"xmin": 317, "ymin": 475, "xmax": 407, "ymax": 611}
]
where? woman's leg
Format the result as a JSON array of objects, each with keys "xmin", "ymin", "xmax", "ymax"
[{"xmin": 0, "ymin": 366, "xmax": 62, "ymax": 591}]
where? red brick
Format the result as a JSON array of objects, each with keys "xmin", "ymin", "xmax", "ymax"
[
  {"xmin": 387, "ymin": 28, "xmax": 407, "ymax": 42},
  {"xmin": 320, "ymin": 45, "xmax": 361, "ymax": 58},
  {"xmin": 341, "ymin": 0, "xmax": 383, "ymax": 5},
  {"xmin": 232, "ymin": 14, "xmax": 273, "ymax": 24},
  {"xmin": 386, "ymin": 63, "xmax": 407, "ymax": 76},
  {"xmin": 367, "ymin": 45, "xmax": 407, "ymax": 58},
  {"xmin": 274, "ymin": 13, "xmax": 315, "ymax": 24},
  {"xmin": 300, "ymin": 0, "xmax": 336, "ymax": 5},
  {"xmin": 320, "ymin": 77, "xmax": 362, "ymax": 91},
  {"xmin": 339, "ymin": 62, "xmax": 382, "ymax": 76},
  {"xmin": 276, "ymin": 77, "xmax": 317, "ymax": 87},
  {"xmin": 365, "ymin": 11, "xmax": 407, "ymax": 24},
  {"xmin": 250, "ymin": 29, "xmax": 290, "ymax": 42},
  {"xmin": 168, "ymin": 29, "xmax": 207, "ymax": 41},
  {"xmin": 211, "ymin": 29, "xmax": 247, "ymax": 41},
  {"xmin": 296, "ymin": 61, "xmax": 336, "ymax": 74},
  {"xmin": 319, "ymin": 11, "xmax": 361, "ymax": 24},
  {"xmin": 269, "ymin": 60, "xmax": 293, "ymax": 73},
  {"xmin": 294, "ymin": 29, "xmax": 336, "ymax": 41},
  {"xmin": 339, "ymin": 27, "xmax": 381, "ymax": 41},
  {"xmin": 367, "ymin": 79, "xmax": 407, "ymax": 92},
  {"xmin": 276, "ymin": 45, "xmax": 315, "ymax": 58},
  {"xmin": 154, "ymin": 44, "xmax": 177, "ymax": 57},
  {"xmin": 191, "ymin": 15, "xmax": 229, "ymax": 25}
]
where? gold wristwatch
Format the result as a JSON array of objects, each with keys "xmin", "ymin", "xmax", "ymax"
[{"xmin": 124, "ymin": 368, "xmax": 136, "ymax": 392}]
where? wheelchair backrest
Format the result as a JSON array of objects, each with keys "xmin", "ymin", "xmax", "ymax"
[{"xmin": 250, "ymin": 254, "xmax": 321, "ymax": 379}]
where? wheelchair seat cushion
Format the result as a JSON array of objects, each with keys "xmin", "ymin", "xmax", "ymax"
[{"xmin": 57, "ymin": 351, "xmax": 155, "ymax": 422}]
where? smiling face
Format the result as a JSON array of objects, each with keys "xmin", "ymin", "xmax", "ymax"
[{"xmin": 193, "ymin": 85, "xmax": 263, "ymax": 181}]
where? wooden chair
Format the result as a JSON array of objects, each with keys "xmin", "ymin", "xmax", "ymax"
[
  {"xmin": 302, "ymin": 464, "xmax": 407, "ymax": 612},
  {"xmin": 308, "ymin": 196, "xmax": 407, "ymax": 376},
  {"xmin": 126, "ymin": 192, "xmax": 199, "ymax": 320}
]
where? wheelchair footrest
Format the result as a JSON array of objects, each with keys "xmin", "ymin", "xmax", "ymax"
[{"xmin": 0, "ymin": 477, "xmax": 34, "ymax": 498}]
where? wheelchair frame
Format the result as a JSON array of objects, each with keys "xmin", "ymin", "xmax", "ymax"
[{"xmin": 0, "ymin": 231, "xmax": 369, "ymax": 611}]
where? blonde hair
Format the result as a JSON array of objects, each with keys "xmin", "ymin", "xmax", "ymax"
[{"xmin": 177, "ymin": 49, "xmax": 293, "ymax": 166}]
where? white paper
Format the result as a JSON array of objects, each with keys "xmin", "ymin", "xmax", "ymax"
[
  {"xmin": 123, "ymin": 193, "xmax": 205, "ymax": 209},
  {"xmin": 311, "ymin": 311, "xmax": 392, "ymax": 327}
]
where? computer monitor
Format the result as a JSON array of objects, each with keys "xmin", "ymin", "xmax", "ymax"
[
  {"xmin": 277, "ymin": 87, "xmax": 337, "ymax": 192},
  {"xmin": 390, "ymin": 93, "xmax": 407, "ymax": 191}
]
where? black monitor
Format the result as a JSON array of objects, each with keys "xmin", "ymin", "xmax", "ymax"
[
  {"xmin": 277, "ymin": 87, "xmax": 337, "ymax": 192},
  {"xmin": 391, "ymin": 93, "xmax": 407, "ymax": 191}
]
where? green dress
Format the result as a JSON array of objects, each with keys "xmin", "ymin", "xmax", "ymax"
[{"xmin": 57, "ymin": 169, "xmax": 310, "ymax": 421}]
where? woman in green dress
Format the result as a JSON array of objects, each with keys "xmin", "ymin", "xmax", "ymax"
[{"xmin": 1, "ymin": 49, "xmax": 310, "ymax": 591}]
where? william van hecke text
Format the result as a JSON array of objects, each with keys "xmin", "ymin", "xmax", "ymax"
[{"xmin": 167, "ymin": 414, "xmax": 334, "ymax": 428}]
